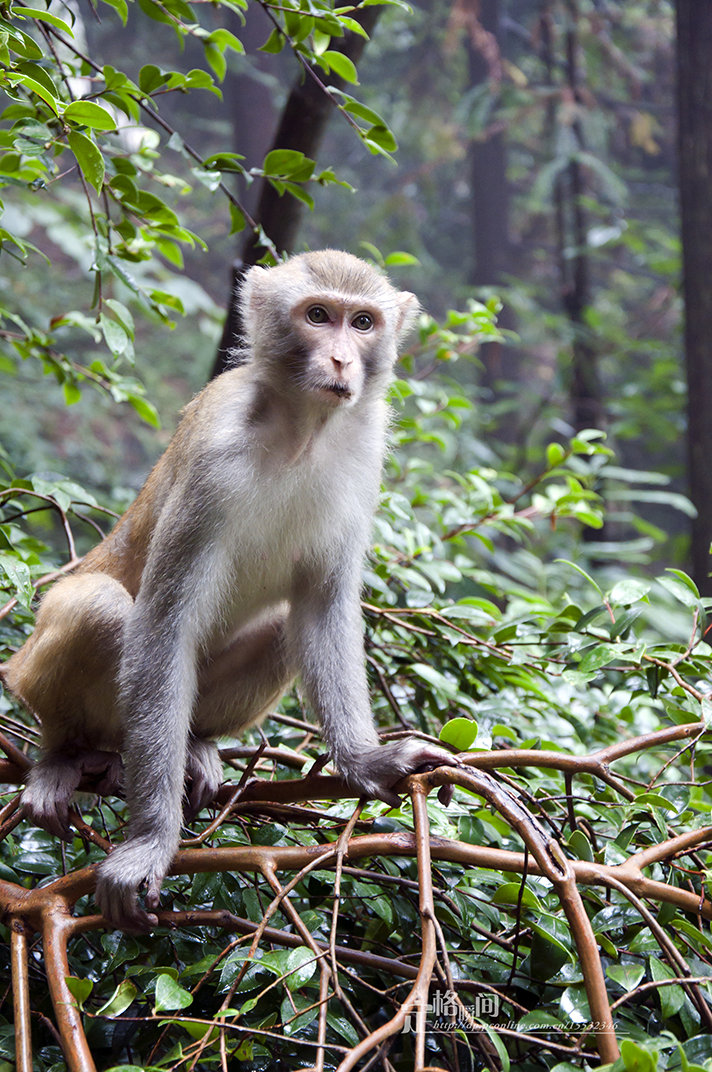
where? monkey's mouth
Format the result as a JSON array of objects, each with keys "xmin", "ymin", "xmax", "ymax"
[{"xmin": 318, "ymin": 379, "xmax": 353, "ymax": 401}]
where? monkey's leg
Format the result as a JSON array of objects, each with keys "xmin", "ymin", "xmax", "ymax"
[
  {"xmin": 22, "ymin": 749, "xmax": 124, "ymax": 840},
  {"xmin": 186, "ymin": 615, "xmax": 296, "ymax": 817},
  {"xmin": 2, "ymin": 572, "xmax": 131, "ymax": 837},
  {"xmin": 184, "ymin": 738, "xmax": 223, "ymax": 819}
]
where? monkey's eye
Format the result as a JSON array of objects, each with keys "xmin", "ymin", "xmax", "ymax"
[
  {"xmin": 351, "ymin": 312, "xmax": 374, "ymax": 332},
  {"xmin": 306, "ymin": 305, "xmax": 330, "ymax": 325}
]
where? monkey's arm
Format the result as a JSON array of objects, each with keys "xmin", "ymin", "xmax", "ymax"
[
  {"xmin": 290, "ymin": 565, "xmax": 460, "ymax": 807},
  {"xmin": 94, "ymin": 501, "xmax": 209, "ymax": 931}
]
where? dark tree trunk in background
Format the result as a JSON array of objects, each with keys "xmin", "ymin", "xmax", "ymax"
[
  {"xmin": 468, "ymin": 0, "xmax": 509, "ymax": 288},
  {"xmin": 560, "ymin": 2, "xmax": 602, "ymax": 435},
  {"xmin": 223, "ymin": 7, "xmax": 283, "ymax": 220},
  {"xmin": 541, "ymin": 1, "xmax": 605, "ymax": 546},
  {"xmin": 212, "ymin": 9, "xmax": 380, "ymax": 376},
  {"xmin": 465, "ymin": 0, "xmax": 515, "ymax": 388},
  {"xmin": 676, "ymin": 0, "xmax": 712, "ymax": 595}
]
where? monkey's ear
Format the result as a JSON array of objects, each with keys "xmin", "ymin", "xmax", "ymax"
[
  {"xmin": 396, "ymin": 291, "xmax": 421, "ymax": 342},
  {"xmin": 240, "ymin": 265, "xmax": 270, "ymax": 316},
  {"xmin": 239, "ymin": 265, "xmax": 273, "ymax": 347}
]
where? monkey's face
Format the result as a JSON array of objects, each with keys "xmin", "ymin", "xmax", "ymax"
[
  {"xmin": 241, "ymin": 251, "xmax": 420, "ymax": 408},
  {"xmin": 285, "ymin": 296, "xmax": 386, "ymax": 408}
]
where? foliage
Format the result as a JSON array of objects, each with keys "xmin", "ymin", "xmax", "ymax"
[{"xmin": 0, "ymin": 0, "xmax": 402, "ymax": 445}]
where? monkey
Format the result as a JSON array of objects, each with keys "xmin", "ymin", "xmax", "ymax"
[{"xmin": 0, "ymin": 250, "xmax": 461, "ymax": 931}]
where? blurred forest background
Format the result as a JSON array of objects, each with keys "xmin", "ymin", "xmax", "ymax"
[{"xmin": 0, "ymin": 0, "xmax": 703, "ymax": 583}]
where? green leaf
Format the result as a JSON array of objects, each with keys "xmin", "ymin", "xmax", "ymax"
[
  {"xmin": 67, "ymin": 130, "xmax": 104, "ymax": 192},
  {"xmin": 559, "ymin": 986, "xmax": 591, "ymax": 1025},
  {"xmin": 492, "ymin": 882, "xmax": 541, "ymax": 909},
  {"xmin": 206, "ymin": 28, "xmax": 244, "ymax": 54},
  {"xmin": 649, "ymin": 957, "xmax": 685, "ymax": 1020},
  {"xmin": 326, "ymin": 1012, "xmax": 360, "ymax": 1048},
  {"xmin": 439, "ymin": 717, "xmax": 478, "ymax": 751},
  {"xmin": 103, "ymin": 298, "xmax": 135, "ymax": 338},
  {"xmin": 530, "ymin": 924, "xmax": 571, "ymax": 979},
  {"xmin": 384, "ymin": 251, "xmax": 419, "ymax": 266},
  {"xmin": 65, "ymin": 976, "xmax": 93, "ymax": 1007},
  {"xmin": 154, "ymin": 974, "xmax": 193, "ymax": 1013},
  {"xmin": 321, "ymin": 50, "xmax": 359, "ymax": 84},
  {"xmin": 546, "ymin": 442, "xmax": 566, "ymax": 466},
  {"xmin": 100, "ymin": 313, "xmax": 131, "ymax": 356},
  {"xmin": 63, "ymin": 100, "xmax": 116, "ymax": 131},
  {"xmin": 138, "ymin": 64, "xmax": 168, "ymax": 94},
  {"xmin": 578, "ymin": 642, "xmax": 642, "ymax": 673},
  {"xmin": 0, "ymin": 554, "xmax": 33, "ymax": 608},
  {"xmin": 365, "ymin": 124, "xmax": 398, "ymax": 152},
  {"xmin": 229, "ymin": 202, "xmax": 246, "ymax": 233},
  {"xmin": 259, "ymin": 27, "xmax": 285, "ymax": 53},
  {"xmin": 96, "ymin": 980, "xmax": 138, "ymax": 1017},
  {"xmin": 555, "ymin": 558, "xmax": 603, "ymax": 596},
  {"xmin": 63, "ymin": 380, "xmax": 82, "ymax": 405},
  {"xmin": 657, "ymin": 571, "xmax": 701, "ymax": 608},
  {"xmin": 263, "ymin": 149, "xmax": 315, "ymax": 180},
  {"xmin": 284, "ymin": 946, "xmax": 317, "ymax": 992},
  {"xmin": 567, "ymin": 829, "xmax": 593, "ymax": 862},
  {"xmin": 336, "ymin": 15, "xmax": 370, "ymax": 37},
  {"xmin": 619, "ymin": 1039, "xmax": 658, "ymax": 1072},
  {"xmin": 13, "ymin": 6, "xmax": 75, "ymax": 35},
  {"xmin": 203, "ymin": 43, "xmax": 226, "ymax": 82},
  {"xmin": 99, "ymin": 0, "xmax": 129, "ymax": 23},
  {"xmin": 149, "ymin": 289, "xmax": 184, "ymax": 314},
  {"xmin": 410, "ymin": 662, "xmax": 460, "ymax": 698},
  {"xmin": 203, "ymin": 151, "xmax": 245, "ymax": 172},
  {"xmin": 281, "ymin": 181, "xmax": 314, "ymax": 209},
  {"xmin": 665, "ymin": 568, "xmax": 700, "ymax": 598},
  {"xmin": 607, "ymin": 962, "xmax": 645, "ymax": 992},
  {"xmin": 337, "ymin": 91, "xmax": 388, "ymax": 128},
  {"xmin": 128, "ymin": 394, "xmax": 160, "ymax": 427},
  {"xmin": 137, "ymin": 0, "xmax": 177, "ymax": 24},
  {"xmin": 3, "ymin": 71, "xmax": 60, "ymax": 113}
]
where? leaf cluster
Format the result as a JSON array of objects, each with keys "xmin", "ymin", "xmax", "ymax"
[{"xmin": 0, "ymin": 0, "xmax": 403, "ymax": 419}]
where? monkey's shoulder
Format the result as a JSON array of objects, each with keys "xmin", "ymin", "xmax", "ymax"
[{"xmin": 176, "ymin": 367, "xmax": 253, "ymax": 435}]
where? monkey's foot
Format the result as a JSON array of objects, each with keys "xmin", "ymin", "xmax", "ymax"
[
  {"xmin": 95, "ymin": 838, "xmax": 172, "ymax": 932},
  {"xmin": 184, "ymin": 738, "xmax": 223, "ymax": 819},
  {"xmin": 22, "ymin": 748, "xmax": 124, "ymax": 841},
  {"xmin": 345, "ymin": 739, "xmax": 463, "ymax": 808}
]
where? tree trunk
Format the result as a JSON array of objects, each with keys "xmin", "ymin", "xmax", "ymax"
[
  {"xmin": 468, "ymin": 0, "xmax": 509, "ymax": 289},
  {"xmin": 223, "ymin": 7, "xmax": 285, "ymax": 221},
  {"xmin": 676, "ymin": 0, "xmax": 712, "ymax": 594},
  {"xmin": 554, "ymin": 1, "xmax": 602, "ymax": 434},
  {"xmin": 466, "ymin": 0, "xmax": 514, "ymax": 388},
  {"xmin": 212, "ymin": 9, "xmax": 380, "ymax": 376}
]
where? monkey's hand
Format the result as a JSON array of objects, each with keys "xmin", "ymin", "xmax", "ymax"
[
  {"xmin": 95, "ymin": 839, "xmax": 171, "ymax": 933},
  {"xmin": 344, "ymin": 739, "xmax": 462, "ymax": 808}
]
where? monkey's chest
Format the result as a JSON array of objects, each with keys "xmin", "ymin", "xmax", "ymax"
[{"xmin": 218, "ymin": 473, "xmax": 354, "ymax": 605}]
